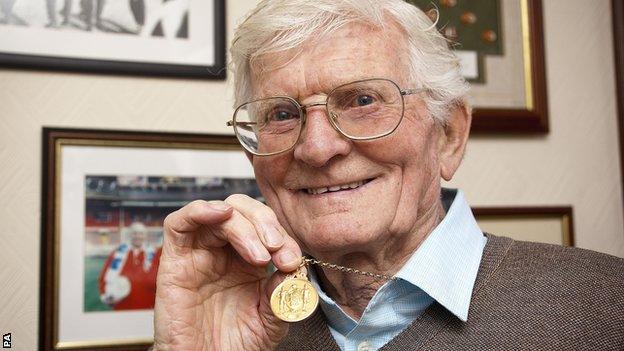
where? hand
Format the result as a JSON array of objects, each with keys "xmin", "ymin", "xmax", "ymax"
[
  {"xmin": 153, "ymin": 195, "xmax": 303, "ymax": 351},
  {"xmin": 100, "ymin": 294, "xmax": 116, "ymax": 306}
]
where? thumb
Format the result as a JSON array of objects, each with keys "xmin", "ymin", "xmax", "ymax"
[{"xmin": 258, "ymin": 271, "xmax": 291, "ymax": 345}]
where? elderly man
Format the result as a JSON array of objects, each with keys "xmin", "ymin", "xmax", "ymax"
[
  {"xmin": 99, "ymin": 222, "xmax": 159, "ymax": 310},
  {"xmin": 153, "ymin": 0, "xmax": 624, "ymax": 350}
]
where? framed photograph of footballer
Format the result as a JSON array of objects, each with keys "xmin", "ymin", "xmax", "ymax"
[
  {"xmin": 40, "ymin": 128, "xmax": 261, "ymax": 351},
  {"xmin": 0, "ymin": 0, "xmax": 225, "ymax": 79}
]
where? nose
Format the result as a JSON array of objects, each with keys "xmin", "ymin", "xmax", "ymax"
[{"xmin": 293, "ymin": 106, "xmax": 351, "ymax": 167}]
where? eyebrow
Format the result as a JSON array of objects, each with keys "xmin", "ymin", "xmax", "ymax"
[{"xmin": 251, "ymin": 76, "xmax": 379, "ymax": 101}]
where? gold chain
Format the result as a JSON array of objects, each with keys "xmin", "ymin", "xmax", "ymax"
[{"xmin": 302, "ymin": 257, "xmax": 396, "ymax": 281}]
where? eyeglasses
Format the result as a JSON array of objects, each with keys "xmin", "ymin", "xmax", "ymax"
[{"xmin": 226, "ymin": 78, "xmax": 421, "ymax": 156}]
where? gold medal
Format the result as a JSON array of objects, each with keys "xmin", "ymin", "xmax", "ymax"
[
  {"xmin": 270, "ymin": 266, "xmax": 319, "ymax": 322},
  {"xmin": 269, "ymin": 257, "xmax": 395, "ymax": 322}
]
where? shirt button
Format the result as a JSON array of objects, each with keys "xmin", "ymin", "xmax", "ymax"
[{"xmin": 357, "ymin": 340, "xmax": 371, "ymax": 351}]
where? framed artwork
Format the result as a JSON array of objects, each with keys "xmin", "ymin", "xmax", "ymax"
[
  {"xmin": 0, "ymin": 0, "xmax": 226, "ymax": 79},
  {"xmin": 40, "ymin": 128, "xmax": 260, "ymax": 350},
  {"xmin": 473, "ymin": 206, "xmax": 574, "ymax": 246},
  {"xmin": 408, "ymin": 0, "xmax": 549, "ymax": 133}
]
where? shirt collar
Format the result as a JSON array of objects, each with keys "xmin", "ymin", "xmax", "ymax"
[
  {"xmin": 309, "ymin": 188, "xmax": 486, "ymax": 325},
  {"xmin": 394, "ymin": 188, "xmax": 486, "ymax": 321}
]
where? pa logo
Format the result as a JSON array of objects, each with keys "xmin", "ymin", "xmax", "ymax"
[{"xmin": 2, "ymin": 333, "xmax": 10, "ymax": 348}]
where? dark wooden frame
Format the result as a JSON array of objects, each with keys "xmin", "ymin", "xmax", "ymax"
[
  {"xmin": 473, "ymin": 206, "xmax": 574, "ymax": 246},
  {"xmin": 613, "ymin": 0, "xmax": 624, "ymax": 223},
  {"xmin": 471, "ymin": 0, "xmax": 550, "ymax": 134},
  {"xmin": 40, "ymin": 128, "xmax": 240, "ymax": 351},
  {"xmin": 1, "ymin": 0, "xmax": 226, "ymax": 79}
]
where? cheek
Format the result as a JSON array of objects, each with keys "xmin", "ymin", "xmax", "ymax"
[
  {"xmin": 380, "ymin": 121, "xmax": 439, "ymax": 172},
  {"xmin": 253, "ymin": 159, "xmax": 281, "ymax": 199},
  {"xmin": 398, "ymin": 108, "xmax": 442, "ymax": 167},
  {"xmin": 383, "ymin": 119, "xmax": 443, "ymax": 227},
  {"xmin": 252, "ymin": 156, "xmax": 293, "ymax": 223}
]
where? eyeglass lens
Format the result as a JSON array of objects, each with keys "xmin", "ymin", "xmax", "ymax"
[{"xmin": 233, "ymin": 79, "xmax": 405, "ymax": 155}]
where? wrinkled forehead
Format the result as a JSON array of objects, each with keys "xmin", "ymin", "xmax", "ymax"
[{"xmin": 249, "ymin": 20, "xmax": 411, "ymax": 99}]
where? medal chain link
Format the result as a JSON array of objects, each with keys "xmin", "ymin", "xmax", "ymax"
[{"xmin": 302, "ymin": 258, "xmax": 396, "ymax": 281}]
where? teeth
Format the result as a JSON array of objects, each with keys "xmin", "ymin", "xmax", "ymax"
[{"xmin": 306, "ymin": 180, "xmax": 366, "ymax": 195}]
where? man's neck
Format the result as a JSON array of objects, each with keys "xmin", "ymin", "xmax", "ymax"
[{"xmin": 314, "ymin": 199, "xmax": 446, "ymax": 320}]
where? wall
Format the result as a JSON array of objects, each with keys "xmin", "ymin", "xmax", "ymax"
[
  {"xmin": 0, "ymin": 0, "xmax": 622, "ymax": 350},
  {"xmin": 450, "ymin": 0, "xmax": 624, "ymax": 257}
]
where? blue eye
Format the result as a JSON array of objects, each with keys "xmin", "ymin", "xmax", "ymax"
[
  {"xmin": 356, "ymin": 95, "xmax": 375, "ymax": 106},
  {"xmin": 272, "ymin": 110, "xmax": 296, "ymax": 121}
]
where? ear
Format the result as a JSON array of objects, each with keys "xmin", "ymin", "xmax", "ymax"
[{"xmin": 438, "ymin": 103, "xmax": 472, "ymax": 181}]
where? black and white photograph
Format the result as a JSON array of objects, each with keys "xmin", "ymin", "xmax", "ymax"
[
  {"xmin": 1, "ymin": 0, "xmax": 190, "ymax": 37},
  {"xmin": 0, "ymin": 0, "xmax": 225, "ymax": 77}
]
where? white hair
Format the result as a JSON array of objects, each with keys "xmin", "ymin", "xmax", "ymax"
[
  {"xmin": 230, "ymin": 0, "xmax": 469, "ymax": 123},
  {"xmin": 129, "ymin": 222, "xmax": 146, "ymax": 233}
]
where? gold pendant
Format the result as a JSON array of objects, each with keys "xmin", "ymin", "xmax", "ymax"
[{"xmin": 270, "ymin": 266, "xmax": 319, "ymax": 322}]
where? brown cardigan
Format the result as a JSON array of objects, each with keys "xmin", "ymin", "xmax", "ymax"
[{"xmin": 277, "ymin": 234, "xmax": 624, "ymax": 350}]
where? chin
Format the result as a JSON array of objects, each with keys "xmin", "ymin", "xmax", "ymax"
[{"xmin": 296, "ymin": 221, "xmax": 381, "ymax": 256}]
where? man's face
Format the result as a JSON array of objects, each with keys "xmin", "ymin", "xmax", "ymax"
[
  {"xmin": 131, "ymin": 230, "xmax": 146, "ymax": 248},
  {"xmin": 251, "ymin": 22, "xmax": 448, "ymax": 259}
]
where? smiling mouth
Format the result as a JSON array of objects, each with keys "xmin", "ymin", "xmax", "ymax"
[{"xmin": 305, "ymin": 179, "xmax": 373, "ymax": 195}]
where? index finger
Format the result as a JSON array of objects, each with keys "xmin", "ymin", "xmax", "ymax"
[
  {"xmin": 225, "ymin": 194, "xmax": 303, "ymax": 272},
  {"xmin": 163, "ymin": 200, "xmax": 234, "ymax": 248}
]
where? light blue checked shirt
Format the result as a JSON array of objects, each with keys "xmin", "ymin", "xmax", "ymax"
[{"xmin": 308, "ymin": 188, "xmax": 487, "ymax": 351}]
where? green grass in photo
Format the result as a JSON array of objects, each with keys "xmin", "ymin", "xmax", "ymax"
[{"xmin": 84, "ymin": 255, "xmax": 112, "ymax": 312}]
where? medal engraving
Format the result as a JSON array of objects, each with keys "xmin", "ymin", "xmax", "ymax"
[
  {"xmin": 270, "ymin": 257, "xmax": 393, "ymax": 322},
  {"xmin": 270, "ymin": 268, "xmax": 319, "ymax": 322}
]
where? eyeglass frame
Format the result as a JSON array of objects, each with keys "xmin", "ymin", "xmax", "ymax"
[{"xmin": 226, "ymin": 77, "xmax": 423, "ymax": 156}]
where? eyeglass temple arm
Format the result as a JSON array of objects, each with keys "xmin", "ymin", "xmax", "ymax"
[
  {"xmin": 401, "ymin": 88, "xmax": 422, "ymax": 96},
  {"xmin": 226, "ymin": 120, "xmax": 257, "ymax": 132}
]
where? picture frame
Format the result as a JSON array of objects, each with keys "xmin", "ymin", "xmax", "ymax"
[
  {"xmin": 473, "ymin": 206, "xmax": 574, "ymax": 246},
  {"xmin": 470, "ymin": 0, "xmax": 549, "ymax": 134},
  {"xmin": 1, "ymin": 0, "xmax": 226, "ymax": 79},
  {"xmin": 410, "ymin": 0, "xmax": 549, "ymax": 133},
  {"xmin": 40, "ymin": 128, "xmax": 259, "ymax": 351},
  {"xmin": 612, "ymin": 0, "xmax": 624, "ymax": 220}
]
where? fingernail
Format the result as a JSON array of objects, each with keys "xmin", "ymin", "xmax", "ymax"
[
  {"xmin": 264, "ymin": 226, "xmax": 284, "ymax": 247},
  {"xmin": 279, "ymin": 250, "xmax": 299, "ymax": 265},
  {"xmin": 251, "ymin": 242, "xmax": 271, "ymax": 262},
  {"xmin": 208, "ymin": 202, "xmax": 231, "ymax": 212}
]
